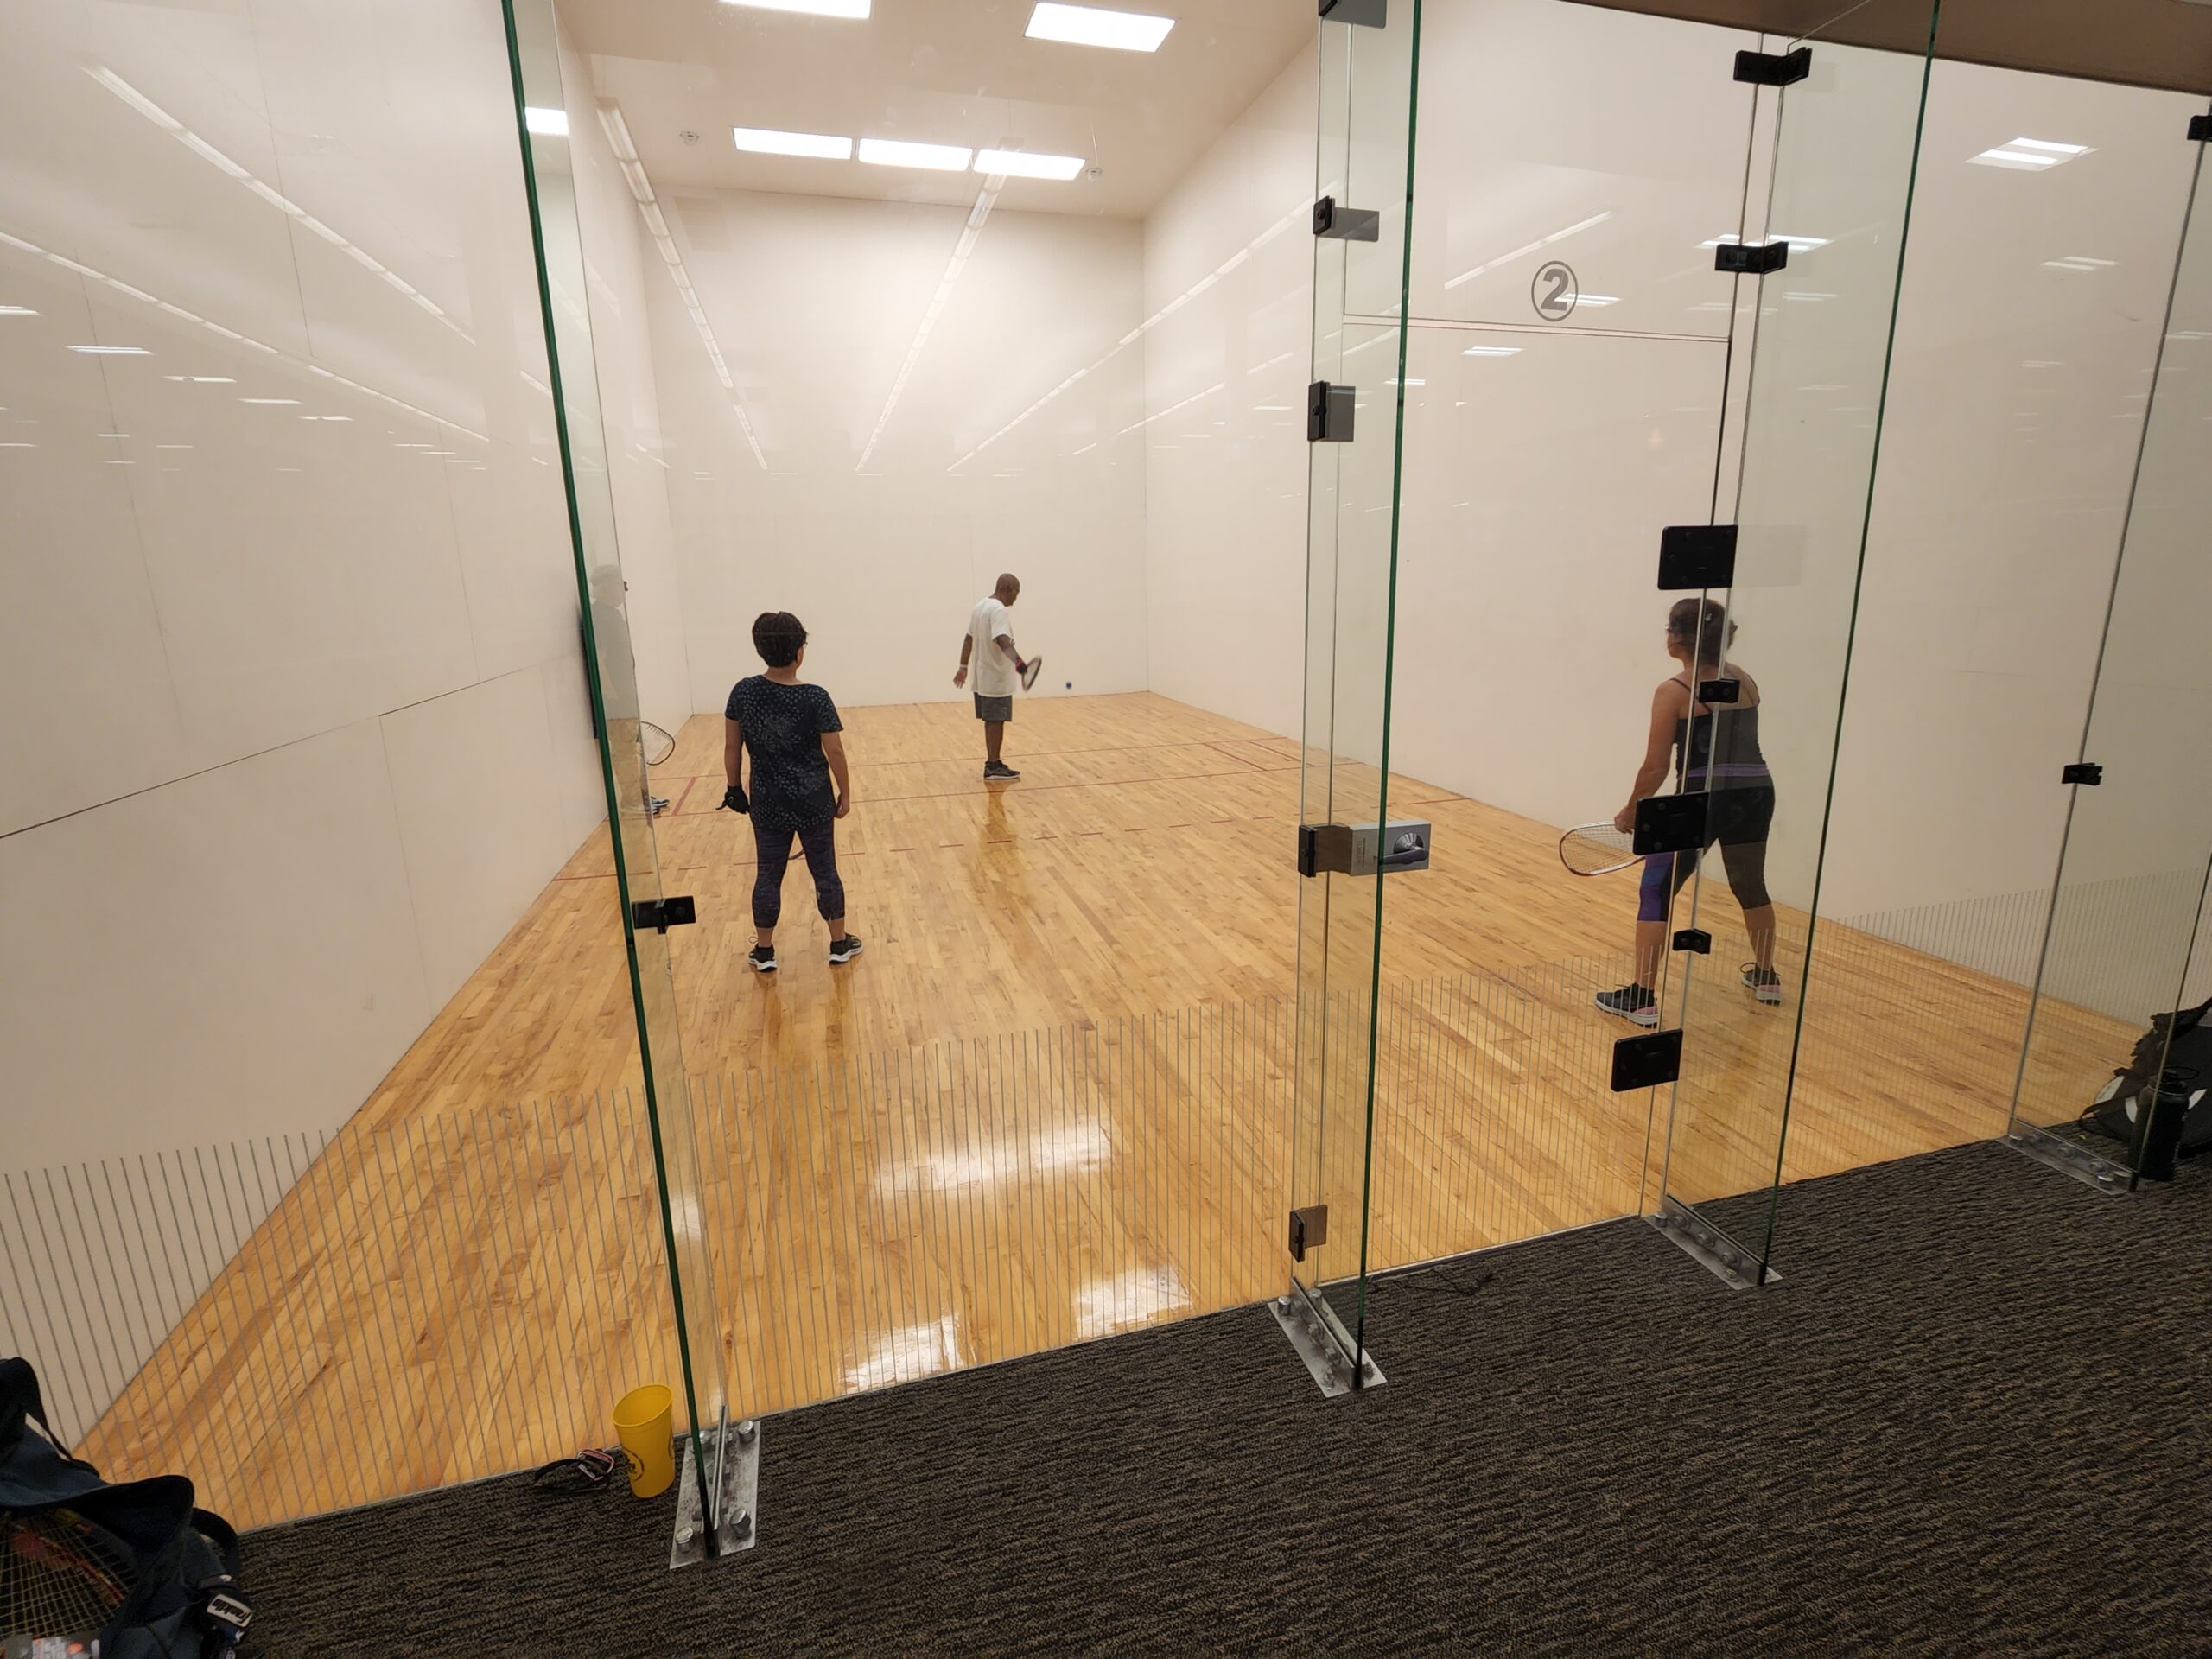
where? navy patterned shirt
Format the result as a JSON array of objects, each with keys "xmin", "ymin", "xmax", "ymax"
[{"xmin": 725, "ymin": 676, "xmax": 842, "ymax": 827}]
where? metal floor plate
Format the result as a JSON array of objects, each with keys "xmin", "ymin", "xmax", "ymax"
[{"xmin": 671, "ymin": 1417, "xmax": 760, "ymax": 1568}]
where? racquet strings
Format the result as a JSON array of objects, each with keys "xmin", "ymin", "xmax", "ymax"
[
  {"xmin": 639, "ymin": 721, "xmax": 677, "ymax": 766},
  {"xmin": 1560, "ymin": 823, "xmax": 1636, "ymax": 875},
  {"xmin": 2, "ymin": 1510, "xmax": 130, "ymax": 1639}
]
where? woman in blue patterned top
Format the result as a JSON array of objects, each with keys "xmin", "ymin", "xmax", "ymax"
[{"xmin": 722, "ymin": 611, "xmax": 861, "ymax": 973}]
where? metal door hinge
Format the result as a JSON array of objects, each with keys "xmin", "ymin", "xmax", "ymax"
[
  {"xmin": 1634, "ymin": 792, "xmax": 1710, "ymax": 856},
  {"xmin": 1715, "ymin": 240, "xmax": 1789, "ymax": 275},
  {"xmin": 1697, "ymin": 678, "xmax": 1740, "ymax": 704},
  {"xmin": 2063, "ymin": 762, "xmax": 2103, "ymax": 786},
  {"xmin": 1319, "ymin": 0, "xmax": 1386, "ymax": 26},
  {"xmin": 1734, "ymin": 46, "xmax": 1811, "ymax": 86},
  {"xmin": 1672, "ymin": 928, "xmax": 1713, "ymax": 956},
  {"xmin": 1611, "ymin": 1029, "xmax": 1682, "ymax": 1093},
  {"xmin": 1658, "ymin": 524, "xmax": 1737, "ymax": 589},
  {"xmin": 1308, "ymin": 379, "xmax": 1357, "ymax": 442},
  {"xmin": 1288, "ymin": 1205, "xmax": 1329, "ymax": 1261},
  {"xmin": 631, "ymin": 895, "xmax": 697, "ymax": 933},
  {"xmin": 2191, "ymin": 114, "xmax": 2211, "ymax": 143},
  {"xmin": 1313, "ymin": 196, "xmax": 1381, "ymax": 242}
]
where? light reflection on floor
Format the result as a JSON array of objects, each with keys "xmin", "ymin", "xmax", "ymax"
[
  {"xmin": 842, "ymin": 1312, "xmax": 963, "ymax": 1393},
  {"xmin": 1073, "ymin": 1264, "xmax": 1192, "ymax": 1342},
  {"xmin": 874, "ymin": 1118, "xmax": 1113, "ymax": 1199}
]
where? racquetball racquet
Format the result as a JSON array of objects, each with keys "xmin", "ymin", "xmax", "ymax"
[
  {"xmin": 639, "ymin": 721, "xmax": 677, "ymax": 766},
  {"xmin": 1018, "ymin": 654, "xmax": 1045, "ymax": 692},
  {"xmin": 1559, "ymin": 822, "xmax": 1639, "ymax": 876},
  {"xmin": 3, "ymin": 1508, "xmax": 131, "ymax": 1643}
]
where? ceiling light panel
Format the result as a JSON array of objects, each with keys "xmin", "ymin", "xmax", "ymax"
[
  {"xmin": 975, "ymin": 149, "xmax": 1085, "ymax": 181},
  {"xmin": 859, "ymin": 137, "xmax": 972, "ymax": 171},
  {"xmin": 721, "ymin": 0, "xmax": 871, "ymax": 15},
  {"xmin": 523, "ymin": 107, "xmax": 568, "ymax": 136},
  {"xmin": 1970, "ymin": 137, "xmax": 2092, "ymax": 171},
  {"xmin": 734, "ymin": 126, "xmax": 853, "ymax": 159},
  {"xmin": 1026, "ymin": 3, "xmax": 1174, "ymax": 52}
]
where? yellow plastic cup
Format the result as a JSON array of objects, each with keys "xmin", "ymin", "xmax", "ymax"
[{"xmin": 612, "ymin": 1383, "xmax": 675, "ymax": 1499}]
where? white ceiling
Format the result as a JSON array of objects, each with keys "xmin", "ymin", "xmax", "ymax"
[{"xmin": 556, "ymin": 0, "xmax": 1313, "ymax": 220}]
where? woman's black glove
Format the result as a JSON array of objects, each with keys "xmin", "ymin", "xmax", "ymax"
[{"xmin": 721, "ymin": 783, "xmax": 750, "ymax": 815}]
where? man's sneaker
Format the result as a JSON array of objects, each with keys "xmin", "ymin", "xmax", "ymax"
[
  {"xmin": 1594, "ymin": 984, "xmax": 1658, "ymax": 1027},
  {"xmin": 748, "ymin": 945, "xmax": 778, "ymax": 974},
  {"xmin": 983, "ymin": 760, "xmax": 1021, "ymax": 781},
  {"xmin": 1742, "ymin": 963, "xmax": 1783, "ymax": 1006},
  {"xmin": 829, "ymin": 933, "xmax": 865, "ymax": 965}
]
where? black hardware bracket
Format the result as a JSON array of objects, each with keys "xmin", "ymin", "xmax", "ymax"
[
  {"xmin": 1313, "ymin": 196, "xmax": 1381, "ymax": 242},
  {"xmin": 2062, "ymin": 762, "xmax": 2103, "ymax": 787},
  {"xmin": 1734, "ymin": 46, "xmax": 1811, "ymax": 86},
  {"xmin": 1611, "ymin": 1029, "xmax": 1683, "ymax": 1093},
  {"xmin": 1308, "ymin": 380, "xmax": 1357, "ymax": 443},
  {"xmin": 1658, "ymin": 524, "xmax": 1738, "ymax": 589},
  {"xmin": 1288, "ymin": 1204, "xmax": 1330, "ymax": 1261},
  {"xmin": 1319, "ymin": 0, "xmax": 1387, "ymax": 26},
  {"xmin": 631, "ymin": 895, "xmax": 698, "ymax": 933},
  {"xmin": 2191, "ymin": 113, "xmax": 2211, "ymax": 143},
  {"xmin": 1697, "ymin": 678, "xmax": 1741, "ymax": 705},
  {"xmin": 1716, "ymin": 240, "xmax": 1789, "ymax": 275},
  {"xmin": 1673, "ymin": 928, "xmax": 1713, "ymax": 956},
  {"xmin": 1635, "ymin": 793, "xmax": 1712, "ymax": 857}
]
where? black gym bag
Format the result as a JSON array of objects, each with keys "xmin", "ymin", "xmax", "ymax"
[
  {"xmin": 2085, "ymin": 995, "xmax": 2212, "ymax": 1159},
  {"xmin": 1, "ymin": 1357, "xmax": 252, "ymax": 1656}
]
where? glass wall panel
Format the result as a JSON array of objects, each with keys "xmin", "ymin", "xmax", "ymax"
[
  {"xmin": 1657, "ymin": 0, "xmax": 1940, "ymax": 1280},
  {"xmin": 1287, "ymin": 0, "xmax": 1424, "ymax": 1382},
  {"xmin": 2011, "ymin": 115, "xmax": 2212, "ymax": 1185},
  {"xmin": 500, "ymin": 0, "xmax": 728, "ymax": 1538}
]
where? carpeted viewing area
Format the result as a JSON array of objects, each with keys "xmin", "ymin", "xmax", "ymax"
[{"xmin": 239, "ymin": 1144, "xmax": 2209, "ymax": 1656}]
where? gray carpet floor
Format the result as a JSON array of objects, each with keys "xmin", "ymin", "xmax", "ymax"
[{"xmin": 238, "ymin": 1143, "xmax": 2210, "ymax": 1656}]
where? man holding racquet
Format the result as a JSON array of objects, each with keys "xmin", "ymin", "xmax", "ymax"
[{"xmin": 953, "ymin": 572, "xmax": 1041, "ymax": 781}]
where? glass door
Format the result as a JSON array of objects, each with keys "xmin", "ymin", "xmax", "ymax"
[
  {"xmin": 501, "ymin": 0, "xmax": 730, "ymax": 1548},
  {"xmin": 1653, "ymin": 0, "xmax": 1941, "ymax": 1283},
  {"xmin": 1287, "ymin": 0, "xmax": 1423, "ymax": 1385},
  {"xmin": 2011, "ymin": 109, "xmax": 2212, "ymax": 1187}
]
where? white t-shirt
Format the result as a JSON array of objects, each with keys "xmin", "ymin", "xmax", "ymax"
[{"xmin": 969, "ymin": 596, "xmax": 1017, "ymax": 696}]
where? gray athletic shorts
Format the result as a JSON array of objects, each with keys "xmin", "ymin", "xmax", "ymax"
[{"xmin": 974, "ymin": 693, "xmax": 1013, "ymax": 721}]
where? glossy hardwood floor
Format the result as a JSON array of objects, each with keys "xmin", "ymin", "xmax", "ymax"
[{"xmin": 81, "ymin": 694, "xmax": 2134, "ymax": 1527}]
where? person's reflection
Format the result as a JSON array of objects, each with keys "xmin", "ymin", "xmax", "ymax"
[{"xmin": 587, "ymin": 565, "xmax": 652, "ymax": 819}]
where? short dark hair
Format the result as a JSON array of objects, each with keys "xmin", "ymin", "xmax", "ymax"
[{"xmin": 753, "ymin": 610, "xmax": 807, "ymax": 668}]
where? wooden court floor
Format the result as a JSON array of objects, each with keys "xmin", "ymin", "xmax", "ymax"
[{"xmin": 82, "ymin": 694, "xmax": 2134, "ymax": 1527}]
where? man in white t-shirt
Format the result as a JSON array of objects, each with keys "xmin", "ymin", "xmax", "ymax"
[{"xmin": 953, "ymin": 572, "xmax": 1027, "ymax": 780}]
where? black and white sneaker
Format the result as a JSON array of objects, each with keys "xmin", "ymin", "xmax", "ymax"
[
  {"xmin": 983, "ymin": 760, "xmax": 1021, "ymax": 781},
  {"xmin": 1594, "ymin": 984, "xmax": 1658, "ymax": 1027},
  {"xmin": 829, "ymin": 933, "xmax": 865, "ymax": 964},
  {"xmin": 748, "ymin": 945, "xmax": 778, "ymax": 974},
  {"xmin": 1741, "ymin": 963, "xmax": 1783, "ymax": 1006}
]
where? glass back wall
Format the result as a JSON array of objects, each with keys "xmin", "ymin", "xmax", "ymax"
[
  {"xmin": 1288, "ymin": 0, "xmax": 1424, "ymax": 1382},
  {"xmin": 1657, "ymin": 0, "xmax": 1940, "ymax": 1282},
  {"xmin": 2012, "ymin": 110, "xmax": 2212, "ymax": 1184}
]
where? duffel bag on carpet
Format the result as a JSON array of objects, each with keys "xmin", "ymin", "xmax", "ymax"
[{"xmin": 1, "ymin": 1357, "xmax": 251, "ymax": 1657}]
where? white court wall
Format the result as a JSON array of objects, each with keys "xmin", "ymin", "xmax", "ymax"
[
  {"xmin": 1818, "ymin": 60, "xmax": 2204, "ymax": 948},
  {"xmin": 0, "ymin": 0, "xmax": 647, "ymax": 1173},
  {"xmin": 646, "ymin": 188, "xmax": 1149, "ymax": 714}
]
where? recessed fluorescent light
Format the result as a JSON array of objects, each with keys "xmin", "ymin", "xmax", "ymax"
[
  {"xmin": 1574, "ymin": 295, "xmax": 1621, "ymax": 307},
  {"xmin": 68, "ymin": 344, "xmax": 149, "ymax": 354},
  {"xmin": 721, "ymin": 0, "xmax": 870, "ymax": 16},
  {"xmin": 1026, "ymin": 2, "xmax": 1174, "ymax": 52},
  {"xmin": 1702, "ymin": 232, "xmax": 1830, "ymax": 252},
  {"xmin": 524, "ymin": 107, "xmax": 568, "ymax": 137},
  {"xmin": 975, "ymin": 149, "xmax": 1085, "ymax": 181},
  {"xmin": 1462, "ymin": 345, "xmax": 1522, "ymax": 357},
  {"xmin": 0, "ymin": 306, "xmax": 37, "ymax": 316},
  {"xmin": 1386, "ymin": 378, "xmax": 1426, "ymax": 387},
  {"xmin": 734, "ymin": 126, "xmax": 854, "ymax": 159},
  {"xmin": 858, "ymin": 137, "xmax": 972, "ymax": 171},
  {"xmin": 239, "ymin": 397, "xmax": 301, "ymax": 404},
  {"xmin": 1971, "ymin": 137, "xmax": 2092, "ymax": 171}
]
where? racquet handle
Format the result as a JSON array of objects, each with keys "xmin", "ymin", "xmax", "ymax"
[{"xmin": 721, "ymin": 784, "xmax": 750, "ymax": 815}]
